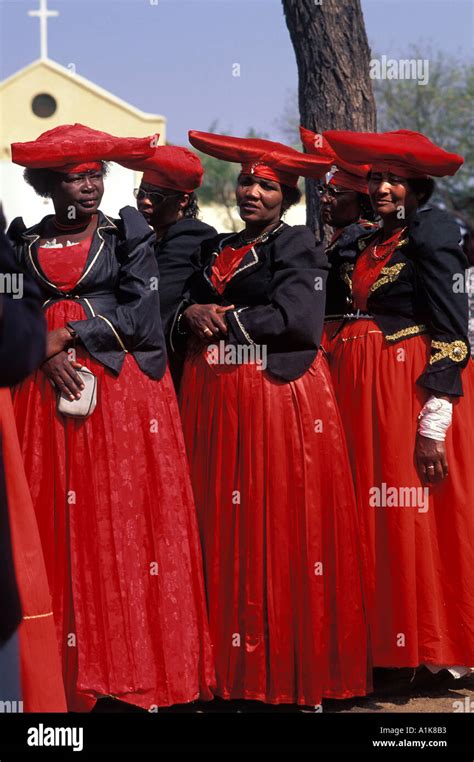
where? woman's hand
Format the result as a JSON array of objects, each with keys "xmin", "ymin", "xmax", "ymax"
[
  {"xmin": 415, "ymin": 433, "xmax": 449, "ymax": 483},
  {"xmin": 41, "ymin": 351, "xmax": 85, "ymax": 400},
  {"xmin": 45, "ymin": 327, "xmax": 74, "ymax": 359},
  {"xmin": 183, "ymin": 304, "xmax": 235, "ymax": 342}
]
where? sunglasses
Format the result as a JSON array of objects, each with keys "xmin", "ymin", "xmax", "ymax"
[
  {"xmin": 133, "ymin": 188, "xmax": 181, "ymax": 204},
  {"xmin": 317, "ymin": 185, "xmax": 352, "ymax": 199}
]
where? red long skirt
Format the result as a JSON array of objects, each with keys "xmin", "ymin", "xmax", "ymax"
[
  {"xmin": 0, "ymin": 389, "xmax": 66, "ymax": 712},
  {"xmin": 325, "ymin": 319, "xmax": 474, "ymax": 668},
  {"xmin": 179, "ymin": 347, "xmax": 370, "ymax": 705},
  {"xmin": 13, "ymin": 300, "xmax": 215, "ymax": 711}
]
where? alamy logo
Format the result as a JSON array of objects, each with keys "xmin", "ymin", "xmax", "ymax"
[
  {"xmin": 206, "ymin": 340, "xmax": 267, "ymax": 370},
  {"xmin": 369, "ymin": 483, "xmax": 429, "ymax": 513},
  {"xmin": 0, "ymin": 272, "xmax": 23, "ymax": 299},
  {"xmin": 27, "ymin": 724, "xmax": 84, "ymax": 752},
  {"xmin": 0, "ymin": 700, "xmax": 23, "ymax": 713},
  {"xmin": 369, "ymin": 56, "xmax": 429, "ymax": 86},
  {"xmin": 453, "ymin": 697, "xmax": 474, "ymax": 712}
]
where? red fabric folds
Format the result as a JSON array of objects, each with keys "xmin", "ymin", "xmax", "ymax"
[
  {"xmin": 179, "ymin": 347, "xmax": 371, "ymax": 705},
  {"xmin": 188, "ymin": 130, "xmax": 332, "ymax": 186},
  {"xmin": 326, "ymin": 320, "xmax": 474, "ymax": 668},
  {"xmin": 324, "ymin": 130, "xmax": 464, "ymax": 179},
  {"xmin": 0, "ymin": 389, "xmax": 67, "ymax": 712},
  {"xmin": 119, "ymin": 145, "xmax": 204, "ymax": 192},
  {"xmin": 299, "ymin": 127, "xmax": 370, "ymax": 193},
  {"xmin": 11, "ymin": 123, "xmax": 157, "ymax": 169}
]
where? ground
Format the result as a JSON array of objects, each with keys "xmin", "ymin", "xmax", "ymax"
[
  {"xmin": 93, "ymin": 673, "xmax": 474, "ymax": 713},
  {"xmin": 324, "ymin": 673, "xmax": 474, "ymax": 714}
]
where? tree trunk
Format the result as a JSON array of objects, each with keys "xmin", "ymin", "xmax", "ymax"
[{"xmin": 282, "ymin": 0, "xmax": 376, "ymax": 237}]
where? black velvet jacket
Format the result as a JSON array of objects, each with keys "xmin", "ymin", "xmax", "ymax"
[
  {"xmin": 156, "ymin": 218, "xmax": 217, "ymax": 335},
  {"xmin": 325, "ymin": 206, "xmax": 471, "ymax": 397},
  {"xmin": 325, "ymin": 221, "xmax": 379, "ymax": 316},
  {"xmin": 8, "ymin": 207, "xmax": 167, "ymax": 381},
  {"xmin": 171, "ymin": 223, "xmax": 328, "ymax": 382}
]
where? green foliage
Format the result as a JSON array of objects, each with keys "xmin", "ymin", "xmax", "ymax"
[
  {"xmin": 274, "ymin": 47, "xmax": 473, "ymax": 227},
  {"xmin": 373, "ymin": 47, "xmax": 474, "ymax": 227}
]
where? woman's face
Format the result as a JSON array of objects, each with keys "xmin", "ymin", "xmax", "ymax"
[
  {"xmin": 136, "ymin": 182, "xmax": 185, "ymax": 231},
  {"xmin": 52, "ymin": 169, "xmax": 104, "ymax": 220},
  {"xmin": 368, "ymin": 171, "xmax": 419, "ymax": 221},
  {"xmin": 320, "ymin": 185, "xmax": 361, "ymax": 228},
  {"xmin": 236, "ymin": 174, "xmax": 283, "ymax": 226}
]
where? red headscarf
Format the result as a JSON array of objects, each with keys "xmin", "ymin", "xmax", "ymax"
[
  {"xmin": 188, "ymin": 130, "xmax": 332, "ymax": 187},
  {"xmin": 119, "ymin": 145, "xmax": 204, "ymax": 192},
  {"xmin": 11, "ymin": 124, "xmax": 158, "ymax": 173},
  {"xmin": 324, "ymin": 130, "xmax": 463, "ymax": 179},
  {"xmin": 300, "ymin": 126, "xmax": 370, "ymax": 194}
]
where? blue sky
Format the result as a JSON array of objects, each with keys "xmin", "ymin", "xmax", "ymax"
[{"xmin": 1, "ymin": 0, "xmax": 472, "ymax": 143}]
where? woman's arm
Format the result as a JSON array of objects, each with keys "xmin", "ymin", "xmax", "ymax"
[
  {"xmin": 413, "ymin": 209, "xmax": 470, "ymax": 397},
  {"xmin": 411, "ymin": 209, "xmax": 470, "ymax": 482}
]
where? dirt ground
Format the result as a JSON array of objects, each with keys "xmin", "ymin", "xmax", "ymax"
[
  {"xmin": 190, "ymin": 673, "xmax": 474, "ymax": 714},
  {"xmin": 324, "ymin": 673, "xmax": 474, "ymax": 714},
  {"xmin": 93, "ymin": 673, "xmax": 474, "ymax": 714}
]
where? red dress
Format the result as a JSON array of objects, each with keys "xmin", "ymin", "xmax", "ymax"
[
  {"xmin": 179, "ymin": 243, "xmax": 370, "ymax": 706},
  {"xmin": 13, "ymin": 237, "xmax": 215, "ymax": 711},
  {"xmin": 0, "ymin": 389, "xmax": 66, "ymax": 712},
  {"xmin": 326, "ymin": 242, "xmax": 474, "ymax": 669}
]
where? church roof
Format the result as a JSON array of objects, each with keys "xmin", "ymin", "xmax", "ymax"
[{"xmin": 0, "ymin": 58, "xmax": 165, "ymax": 124}]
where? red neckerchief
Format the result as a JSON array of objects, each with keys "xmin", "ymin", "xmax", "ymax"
[
  {"xmin": 210, "ymin": 241, "xmax": 255, "ymax": 294},
  {"xmin": 352, "ymin": 228, "xmax": 406, "ymax": 311}
]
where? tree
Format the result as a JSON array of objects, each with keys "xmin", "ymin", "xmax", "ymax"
[
  {"xmin": 282, "ymin": 0, "xmax": 376, "ymax": 236},
  {"xmin": 373, "ymin": 47, "xmax": 474, "ymax": 229}
]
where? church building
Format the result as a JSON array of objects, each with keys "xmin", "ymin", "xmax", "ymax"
[{"xmin": 0, "ymin": 0, "xmax": 166, "ymax": 225}]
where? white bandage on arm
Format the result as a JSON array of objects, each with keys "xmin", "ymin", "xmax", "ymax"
[{"xmin": 417, "ymin": 395, "xmax": 453, "ymax": 442}]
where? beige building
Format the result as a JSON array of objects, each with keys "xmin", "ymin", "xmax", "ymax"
[
  {"xmin": 0, "ymin": 57, "xmax": 166, "ymax": 225},
  {"xmin": 0, "ymin": 56, "xmax": 306, "ymax": 233},
  {"xmin": 0, "ymin": 57, "xmax": 166, "ymax": 156}
]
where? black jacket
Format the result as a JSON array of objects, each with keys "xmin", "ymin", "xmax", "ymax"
[
  {"xmin": 8, "ymin": 207, "xmax": 167, "ymax": 381},
  {"xmin": 0, "ymin": 227, "xmax": 46, "ymax": 644},
  {"xmin": 325, "ymin": 206, "xmax": 471, "ymax": 397},
  {"xmin": 156, "ymin": 217, "xmax": 216, "ymax": 389},
  {"xmin": 171, "ymin": 223, "xmax": 328, "ymax": 382},
  {"xmin": 156, "ymin": 218, "xmax": 217, "ymax": 335},
  {"xmin": 325, "ymin": 221, "xmax": 379, "ymax": 316}
]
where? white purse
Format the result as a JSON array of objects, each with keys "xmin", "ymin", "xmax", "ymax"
[{"xmin": 57, "ymin": 366, "xmax": 97, "ymax": 418}]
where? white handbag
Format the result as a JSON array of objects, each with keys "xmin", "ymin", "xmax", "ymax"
[{"xmin": 57, "ymin": 366, "xmax": 97, "ymax": 418}]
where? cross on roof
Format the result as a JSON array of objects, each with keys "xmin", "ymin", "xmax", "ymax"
[{"xmin": 28, "ymin": 0, "xmax": 59, "ymax": 60}]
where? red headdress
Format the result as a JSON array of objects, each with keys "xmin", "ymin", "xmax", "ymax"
[
  {"xmin": 300, "ymin": 126, "xmax": 371, "ymax": 194},
  {"xmin": 11, "ymin": 124, "xmax": 158, "ymax": 174},
  {"xmin": 188, "ymin": 130, "xmax": 333, "ymax": 187},
  {"xmin": 119, "ymin": 145, "xmax": 204, "ymax": 193},
  {"xmin": 324, "ymin": 130, "xmax": 463, "ymax": 179}
]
